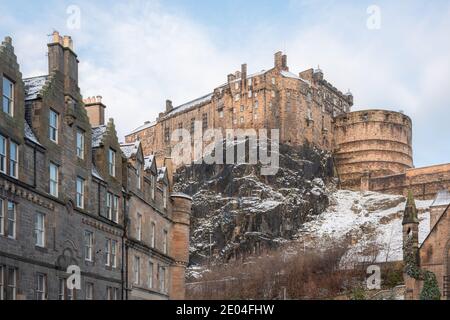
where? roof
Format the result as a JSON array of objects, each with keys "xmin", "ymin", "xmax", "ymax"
[
  {"xmin": 91, "ymin": 125, "xmax": 107, "ymax": 147},
  {"xmin": 120, "ymin": 141, "xmax": 140, "ymax": 159},
  {"xmin": 129, "ymin": 121, "xmax": 156, "ymax": 135},
  {"xmin": 157, "ymin": 167, "xmax": 167, "ymax": 183},
  {"xmin": 431, "ymin": 189, "xmax": 450, "ymax": 207},
  {"xmin": 23, "ymin": 75, "xmax": 48, "ymax": 100},
  {"xmin": 91, "ymin": 166, "xmax": 104, "ymax": 181},
  {"xmin": 24, "ymin": 121, "xmax": 42, "ymax": 146},
  {"xmin": 164, "ymin": 93, "xmax": 214, "ymax": 118},
  {"xmin": 144, "ymin": 155, "xmax": 155, "ymax": 171},
  {"xmin": 280, "ymin": 70, "xmax": 310, "ymax": 84}
]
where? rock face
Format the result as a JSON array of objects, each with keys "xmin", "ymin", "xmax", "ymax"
[{"xmin": 173, "ymin": 143, "xmax": 334, "ymax": 264}]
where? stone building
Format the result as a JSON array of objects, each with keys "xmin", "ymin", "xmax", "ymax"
[
  {"xmin": 403, "ymin": 190, "xmax": 450, "ymax": 300},
  {"xmin": 0, "ymin": 32, "xmax": 190, "ymax": 300},
  {"xmin": 125, "ymin": 52, "xmax": 354, "ymax": 166}
]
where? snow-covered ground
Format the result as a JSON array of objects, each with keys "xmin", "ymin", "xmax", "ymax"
[{"xmin": 297, "ymin": 190, "xmax": 432, "ymax": 263}]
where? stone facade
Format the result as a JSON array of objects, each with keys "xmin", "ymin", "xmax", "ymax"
[
  {"xmin": 0, "ymin": 32, "xmax": 191, "ymax": 300},
  {"xmin": 403, "ymin": 190, "xmax": 450, "ymax": 300},
  {"xmin": 125, "ymin": 52, "xmax": 354, "ymax": 166}
]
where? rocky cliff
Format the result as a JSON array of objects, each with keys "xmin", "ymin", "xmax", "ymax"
[{"xmin": 173, "ymin": 143, "xmax": 335, "ymax": 264}]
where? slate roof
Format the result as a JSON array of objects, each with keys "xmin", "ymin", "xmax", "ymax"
[
  {"xmin": 120, "ymin": 141, "xmax": 140, "ymax": 159},
  {"xmin": 129, "ymin": 121, "xmax": 157, "ymax": 135},
  {"xmin": 23, "ymin": 75, "xmax": 48, "ymax": 100},
  {"xmin": 91, "ymin": 125, "xmax": 107, "ymax": 147},
  {"xmin": 144, "ymin": 155, "xmax": 155, "ymax": 171},
  {"xmin": 431, "ymin": 189, "xmax": 450, "ymax": 207},
  {"xmin": 157, "ymin": 167, "xmax": 167, "ymax": 183},
  {"xmin": 91, "ymin": 166, "xmax": 104, "ymax": 181},
  {"xmin": 24, "ymin": 121, "xmax": 42, "ymax": 146}
]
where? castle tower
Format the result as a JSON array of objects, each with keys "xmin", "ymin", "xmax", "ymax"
[{"xmin": 169, "ymin": 193, "xmax": 192, "ymax": 300}]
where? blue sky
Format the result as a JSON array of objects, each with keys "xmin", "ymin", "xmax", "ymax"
[{"xmin": 0, "ymin": 0, "xmax": 449, "ymax": 167}]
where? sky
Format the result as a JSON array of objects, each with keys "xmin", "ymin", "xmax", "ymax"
[{"xmin": 0, "ymin": 0, "xmax": 449, "ymax": 167}]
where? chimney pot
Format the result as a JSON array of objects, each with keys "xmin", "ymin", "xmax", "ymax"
[{"xmin": 274, "ymin": 51, "xmax": 283, "ymax": 69}]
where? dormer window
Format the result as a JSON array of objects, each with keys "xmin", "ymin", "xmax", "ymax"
[
  {"xmin": 49, "ymin": 109, "xmax": 59, "ymax": 143},
  {"xmin": 108, "ymin": 148, "xmax": 116, "ymax": 177},
  {"xmin": 2, "ymin": 76, "xmax": 14, "ymax": 116}
]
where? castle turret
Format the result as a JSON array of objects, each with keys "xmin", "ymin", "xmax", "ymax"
[{"xmin": 169, "ymin": 193, "xmax": 192, "ymax": 300}]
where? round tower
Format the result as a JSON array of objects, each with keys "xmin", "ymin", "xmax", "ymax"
[
  {"xmin": 169, "ymin": 193, "xmax": 192, "ymax": 300},
  {"xmin": 334, "ymin": 110, "xmax": 413, "ymax": 190}
]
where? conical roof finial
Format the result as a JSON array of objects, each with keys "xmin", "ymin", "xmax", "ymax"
[{"xmin": 403, "ymin": 190, "xmax": 419, "ymax": 225}]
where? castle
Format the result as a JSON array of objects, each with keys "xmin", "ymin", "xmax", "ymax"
[
  {"xmin": 0, "ymin": 32, "xmax": 191, "ymax": 300},
  {"xmin": 126, "ymin": 52, "xmax": 450, "ymax": 200}
]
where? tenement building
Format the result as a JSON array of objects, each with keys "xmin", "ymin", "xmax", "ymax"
[
  {"xmin": 0, "ymin": 32, "xmax": 191, "ymax": 300},
  {"xmin": 126, "ymin": 53, "xmax": 450, "ymax": 200}
]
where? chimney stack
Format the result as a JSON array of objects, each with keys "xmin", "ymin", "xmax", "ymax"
[
  {"xmin": 274, "ymin": 51, "xmax": 283, "ymax": 69},
  {"xmin": 166, "ymin": 100, "xmax": 173, "ymax": 113},
  {"xmin": 282, "ymin": 54, "xmax": 288, "ymax": 71},
  {"xmin": 241, "ymin": 64, "xmax": 247, "ymax": 88},
  {"xmin": 84, "ymin": 96, "xmax": 106, "ymax": 127},
  {"xmin": 227, "ymin": 74, "xmax": 236, "ymax": 83}
]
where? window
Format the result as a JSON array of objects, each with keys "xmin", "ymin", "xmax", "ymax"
[
  {"xmin": 148, "ymin": 261, "xmax": 154, "ymax": 288},
  {"xmin": 164, "ymin": 127, "xmax": 170, "ymax": 142},
  {"xmin": 111, "ymin": 239, "xmax": 117, "ymax": 268},
  {"xmin": 0, "ymin": 266, "xmax": 3, "ymax": 300},
  {"xmin": 133, "ymin": 256, "xmax": 140, "ymax": 285},
  {"xmin": 76, "ymin": 177, "xmax": 85, "ymax": 209},
  {"xmin": 136, "ymin": 162, "xmax": 141, "ymax": 190},
  {"xmin": 36, "ymin": 273, "xmax": 47, "ymax": 300},
  {"xmin": 58, "ymin": 279, "xmax": 65, "ymax": 300},
  {"xmin": 254, "ymin": 101, "xmax": 259, "ymax": 109},
  {"xmin": 7, "ymin": 201, "xmax": 15, "ymax": 239},
  {"xmin": 219, "ymin": 109, "xmax": 224, "ymax": 118},
  {"xmin": 248, "ymin": 90, "xmax": 252, "ymax": 98},
  {"xmin": 254, "ymin": 114, "xmax": 258, "ymax": 120},
  {"xmin": 248, "ymin": 78, "xmax": 252, "ymax": 86},
  {"xmin": 271, "ymin": 90, "xmax": 276, "ymax": 98},
  {"xmin": 0, "ymin": 135, "xmax": 6, "ymax": 173},
  {"xmin": 84, "ymin": 231, "xmax": 93, "ymax": 262},
  {"xmin": 35, "ymin": 213, "xmax": 45, "ymax": 247},
  {"xmin": 234, "ymin": 82, "xmax": 239, "ymax": 90},
  {"xmin": 2, "ymin": 77, "xmax": 14, "ymax": 116},
  {"xmin": 190, "ymin": 118, "xmax": 195, "ymax": 136},
  {"xmin": 202, "ymin": 113, "xmax": 208, "ymax": 131},
  {"xmin": 240, "ymin": 116, "xmax": 244, "ymax": 124},
  {"xmin": 163, "ymin": 186, "xmax": 167, "ymax": 209},
  {"xmin": 85, "ymin": 282, "xmax": 93, "ymax": 300},
  {"xmin": 137, "ymin": 213, "xmax": 142, "ymax": 241},
  {"xmin": 9, "ymin": 141, "xmax": 18, "ymax": 178},
  {"xmin": 106, "ymin": 192, "xmax": 113, "ymax": 220},
  {"xmin": 108, "ymin": 149, "xmax": 116, "ymax": 177},
  {"xmin": 163, "ymin": 230, "xmax": 168, "ymax": 254},
  {"xmin": 76, "ymin": 130, "xmax": 84, "ymax": 159},
  {"xmin": 49, "ymin": 162, "xmax": 58, "ymax": 197},
  {"xmin": 234, "ymin": 93, "xmax": 240, "ymax": 102},
  {"xmin": 240, "ymin": 105, "xmax": 244, "ymax": 112},
  {"xmin": 271, "ymin": 77, "xmax": 276, "ymax": 85},
  {"xmin": 49, "ymin": 109, "xmax": 58, "ymax": 143},
  {"xmin": 7, "ymin": 267, "xmax": 16, "ymax": 300},
  {"xmin": 0, "ymin": 199, "xmax": 3, "ymax": 235},
  {"xmin": 113, "ymin": 196, "xmax": 119, "ymax": 223},
  {"xmin": 150, "ymin": 175, "xmax": 155, "ymax": 200},
  {"xmin": 105, "ymin": 239, "xmax": 111, "ymax": 267},
  {"xmin": 150, "ymin": 222, "xmax": 155, "ymax": 248},
  {"xmin": 159, "ymin": 266, "xmax": 166, "ymax": 293},
  {"xmin": 106, "ymin": 287, "xmax": 119, "ymax": 300}
]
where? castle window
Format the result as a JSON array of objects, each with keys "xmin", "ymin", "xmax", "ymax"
[
  {"xmin": 240, "ymin": 105, "xmax": 244, "ymax": 112},
  {"xmin": 202, "ymin": 113, "xmax": 208, "ymax": 131},
  {"xmin": 84, "ymin": 230, "xmax": 93, "ymax": 261},
  {"xmin": 233, "ymin": 107, "xmax": 236, "ymax": 114},
  {"xmin": 35, "ymin": 212, "xmax": 45, "ymax": 248},
  {"xmin": 49, "ymin": 162, "xmax": 59, "ymax": 197},
  {"xmin": 0, "ymin": 135, "xmax": 6, "ymax": 174},
  {"xmin": 271, "ymin": 77, "xmax": 276, "ymax": 85},
  {"xmin": 235, "ymin": 82, "xmax": 239, "ymax": 90},
  {"xmin": 240, "ymin": 116, "xmax": 244, "ymax": 124},
  {"xmin": 254, "ymin": 101, "xmax": 258, "ymax": 109},
  {"xmin": 164, "ymin": 127, "xmax": 170, "ymax": 142},
  {"xmin": 76, "ymin": 129, "xmax": 85, "ymax": 159},
  {"xmin": 248, "ymin": 90, "xmax": 252, "ymax": 98},
  {"xmin": 190, "ymin": 119, "xmax": 195, "ymax": 136},
  {"xmin": 76, "ymin": 177, "xmax": 85, "ymax": 209},
  {"xmin": 49, "ymin": 109, "xmax": 59, "ymax": 143},
  {"xmin": 2, "ymin": 76, "xmax": 14, "ymax": 116},
  {"xmin": 248, "ymin": 78, "xmax": 252, "ymax": 86},
  {"xmin": 108, "ymin": 148, "xmax": 116, "ymax": 177},
  {"xmin": 9, "ymin": 141, "xmax": 18, "ymax": 178},
  {"xmin": 177, "ymin": 123, "xmax": 183, "ymax": 141},
  {"xmin": 234, "ymin": 94, "xmax": 240, "ymax": 101},
  {"xmin": 218, "ymin": 109, "xmax": 224, "ymax": 118},
  {"xmin": 271, "ymin": 90, "xmax": 275, "ymax": 98},
  {"xmin": 254, "ymin": 114, "xmax": 258, "ymax": 120}
]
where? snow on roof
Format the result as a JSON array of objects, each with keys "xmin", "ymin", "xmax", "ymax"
[
  {"xmin": 129, "ymin": 121, "xmax": 156, "ymax": 135},
  {"xmin": 431, "ymin": 190, "xmax": 450, "ymax": 207},
  {"xmin": 92, "ymin": 166, "xmax": 104, "ymax": 181},
  {"xmin": 280, "ymin": 70, "xmax": 310, "ymax": 85},
  {"xmin": 144, "ymin": 155, "xmax": 155, "ymax": 171},
  {"xmin": 157, "ymin": 167, "xmax": 167, "ymax": 182},
  {"xmin": 23, "ymin": 75, "xmax": 48, "ymax": 100},
  {"xmin": 120, "ymin": 141, "xmax": 140, "ymax": 159},
  {"xmin": 23, "ymin": 121, "xmax": 42, "ymax": 146},
  {"xmin": 91, "ymin": 125, "xmax": 107, "ymax": 148},
  {"xmin": 164, "ymin": 93, "xmax": 214, "ymax": 118}
]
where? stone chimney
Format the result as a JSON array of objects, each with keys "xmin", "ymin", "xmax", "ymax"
[
  {"xmin": 227, "ymin": 73, "xmax": 236, "ymax": 83},
  {"xmin": 166, "ymin": 100, "xmax": 173, "ymax": 113},
  {"xmin": 241, "ymin": 64, "xmax": 247, "ymax": 88},
  {"xmin": 83, "ymin": 96, "xmax": 106, "ymax": 127},
  {"xmin": 282, "ymin": 54, "xmax": 288, "ymax": 71},
  {"xmin": 48, "ymin": 31, "xmax": 79, "ymax": 96},
  {"xmin": 274, "ymin": 51, "xmax": 283, "ymax": 69}
]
